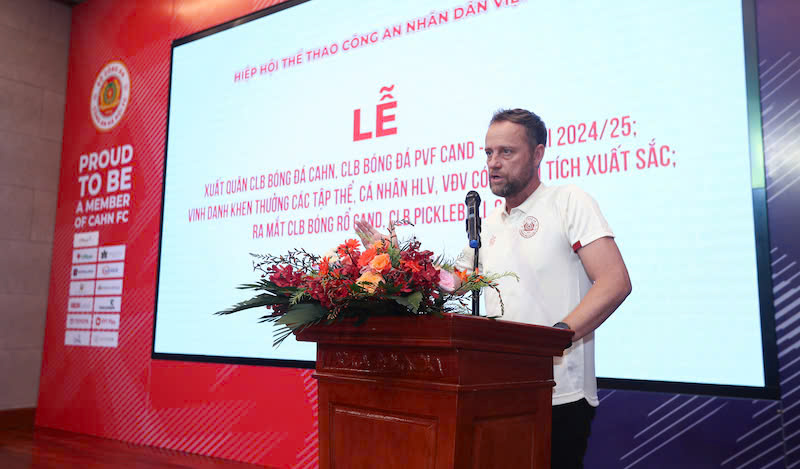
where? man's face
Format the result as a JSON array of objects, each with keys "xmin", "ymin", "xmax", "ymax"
[{"xmin": 485, "ymin": 121, "xmax": 541, "ymax": 198}]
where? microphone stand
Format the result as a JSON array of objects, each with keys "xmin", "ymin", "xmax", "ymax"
[
  {"xmin": 465, "ymin": 191, "xmax": 482, "ymax": 316},
  {"xmin": 472, "ymin": 244, "xmax": 480, "ymax": 316}
]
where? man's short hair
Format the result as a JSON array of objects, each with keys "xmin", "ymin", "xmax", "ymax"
[{"xmin": 490, "ymin": 109, "xmax": 547, "ymax": 152}]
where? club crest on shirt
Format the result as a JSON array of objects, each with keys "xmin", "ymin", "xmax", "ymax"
[
  {"xmin": 520, "ymin": 216, "xmax": 539, "ymax": 238},
  {"xmin": 489, "ymin": 234, "xmax": 496, "ymax": 246}
]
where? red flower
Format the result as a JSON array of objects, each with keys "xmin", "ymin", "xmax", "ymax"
[
  {"xmin": 337, "ymin": 238, "xmax": 360, "ymax": 257},
  {"xmin": 269, "ymin": 265, "xmax": 303, "ymax": 288}
]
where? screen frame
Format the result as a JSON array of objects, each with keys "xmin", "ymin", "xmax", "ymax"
[
  {"xmin": 151, "ymin": 0, "xmax": 781, "ymax": 399},
  {"xmin": 151, "ymin": 0, "xmax": 316, "ymax": 370}
]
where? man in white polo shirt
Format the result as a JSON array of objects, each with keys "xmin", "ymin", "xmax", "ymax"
[
  {"xmin": 355, "ymin": 108, "xmax": 631, "ymax": 469},
  {"xmin": 459, "ymin": 108, "xmax": 632, "ymax": 469}
]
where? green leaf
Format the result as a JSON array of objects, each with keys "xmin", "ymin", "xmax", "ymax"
[
  {"xmin": 389, "ymin": 291, "xmax": 423, "ymax": 313},
  {"xmin": 237, "ymin": 279, "xmax": 297, "ymax": 295},
  {"xmin": 276, "ymin": 303, "xmax": 326, "ymax": 327},
  {"xmin": 289, "ymin": 289, "xmax": 309, "ymax": 305},
  {"xmin": 266, "ymin": 302, "xmax": 327, "ymax": 347},
  {"xmin": 383, "ymin": 282, "xmax": 402, "ymax": 295},
  {"xmin": 216, "ymin": 293, "xmax": 290, "ymax": 315},
  {"xmin": 388, "ymin": 245, "xmax": 402, "ymax": 268}
]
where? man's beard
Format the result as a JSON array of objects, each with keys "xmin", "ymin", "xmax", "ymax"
[
  {"xmin": 489, "ymin": 163, "xmax": 537, "ymax": 198},
  {"xmin": 490, "ymin": 177, "xmax": 525, "ymax": 197}
]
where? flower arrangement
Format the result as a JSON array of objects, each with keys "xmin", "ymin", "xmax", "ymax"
[{"xmin": 217, "ymin": 229, "xmax": 516, "ymax": 346}]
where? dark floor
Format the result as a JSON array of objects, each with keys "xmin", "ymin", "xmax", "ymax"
[{"xmin": 0, "ymin": 420, "xmax": 270, "ymax": 469}]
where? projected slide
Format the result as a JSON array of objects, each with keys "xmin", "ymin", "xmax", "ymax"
[{"xmin": 154, "ymin": 0, "xmax": 768, "ymax": 389}]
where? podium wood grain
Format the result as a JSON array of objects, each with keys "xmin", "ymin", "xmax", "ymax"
[{"xmin": 296, "ymin": 313, "xmax": 572, "ymax": 469}]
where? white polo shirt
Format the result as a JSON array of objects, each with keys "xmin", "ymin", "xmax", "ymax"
[{"xmin": 456, "ymin": 183, "xmax": 614, "ymax": 406}]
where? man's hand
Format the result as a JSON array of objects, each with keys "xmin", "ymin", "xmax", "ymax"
[{"xmin": 354, "ymin": 219, "xmax": 397, "ymax": 248}]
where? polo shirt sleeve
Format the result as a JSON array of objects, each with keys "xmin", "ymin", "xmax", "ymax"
[{"xmin": 557, "ymin": 185, "xmax": 614, "ymax": 252}]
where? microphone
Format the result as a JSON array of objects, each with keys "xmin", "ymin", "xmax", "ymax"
[{"xmin": 465, "ymin": 191, "xmax": 481, "ymax": 249}]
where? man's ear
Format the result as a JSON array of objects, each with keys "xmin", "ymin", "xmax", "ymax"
[{"xmin": 534, "ymin": 143, "xmax": 545, "ymax": 167}]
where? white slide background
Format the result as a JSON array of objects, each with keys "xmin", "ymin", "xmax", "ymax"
[{"xmin": 155, "ymin": 0, "xmax": 766, "ymax": 388}]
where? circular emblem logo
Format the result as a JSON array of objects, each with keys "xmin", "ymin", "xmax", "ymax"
[
  {"xmin": 520, "ymin": 216, "xmax": 539, "ymax": 238},
  {"xmin": 90, "ymin": 60, "xmax": 130, "ymax": 132}
]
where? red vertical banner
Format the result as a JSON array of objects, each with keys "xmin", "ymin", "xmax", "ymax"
[{"xmin": 36, "ymin": 1, "xmax": 318, "ymax": 467}]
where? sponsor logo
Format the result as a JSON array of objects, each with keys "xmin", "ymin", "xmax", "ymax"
[
  {"xmin": 92, "ymin": 314, "xmax": 120, "ymax": 330},
  {"xmin": 98, "ymin": 245, "xmax": 126, "ymax": 261},
  {"xmin": 68, "ymin": 297, "xmax": 94, "ymax": 312},
  {"xmin": 95, "ymin": 279, "xmax": 123, "ymax": 295},
  {"xmin": 71, "ymin": 264, "xmax": 96, "ymax": 280},
  {"xmin": 73, "ymin": 248, "xmax": 98, "ymax": 264},
  {"xmin": 90, "ymin": 61, "xmax": 130, "ymax": 132},
  {"xmin": 73, "ymin": 231, "xmax": 99, "ymax": 248},
  {"xmin": 91, "ymin": 331, "xmax": 119, "ymax": 348},
  {"xmin": 65, "ymin": 330, "xmax": 91, "ymax": 346},
  {"xmin": 97, "ymin": 262, "xmax": 124, "ymax": 279},
  {"xmin": 70, "ymin": 280, "xmax": 95, "ymax": 296},
  {"xmin": 520, "ymin": 216, "xmax": 539, "ymax": 239},
  {"xmin": 94, "ymin": 296, "xmax": 121, "ymax": 313},
  {"xmin": 67, "ymin": 314, "xmax": 92, "ymax": 329}
]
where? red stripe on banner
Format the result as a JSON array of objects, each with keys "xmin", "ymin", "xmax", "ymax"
[
  {"xmin": 195, "ymin": 431, "xmax": 227, "ymax": 456},
  {"xmin": 295, "ymin": 369, "xmax": 320, "ymax": 468},
  {"xmin": 205, "ymin": 432, "xmax": 235, "ymax": 457}
]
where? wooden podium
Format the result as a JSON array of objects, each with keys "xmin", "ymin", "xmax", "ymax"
[{"xmin": 295, "ymin": 313, "xmax": 573, "ymax": 469}]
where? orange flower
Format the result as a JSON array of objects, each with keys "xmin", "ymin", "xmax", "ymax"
[
  {"xmin": 369, "ymin": 253, "xmax": 391, "ymax": 273},
  {"xmin": 318, "ymin": 257, "xmax": 330, "ymax": 276},
  {"xmin": 356, "ymin": 270, "xmax": 383, "ymax": 293},
  {"xmin": 454, "ymin": 268, "xmax": 469, "ymax": 283},
  {"xmin": 358, "ymin": 247, "xmax": 377, "ymax": 268},
  {"xmin": 370, "ymin": 240, "xmax": 387, "ymax": 251},
  {"xmin": 337, "ymin": 238, "xmax": 360, "ymax": 256},
  {"xmin": 402, "ymin": 259, "xmax": 421, "ymax": 273}
]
